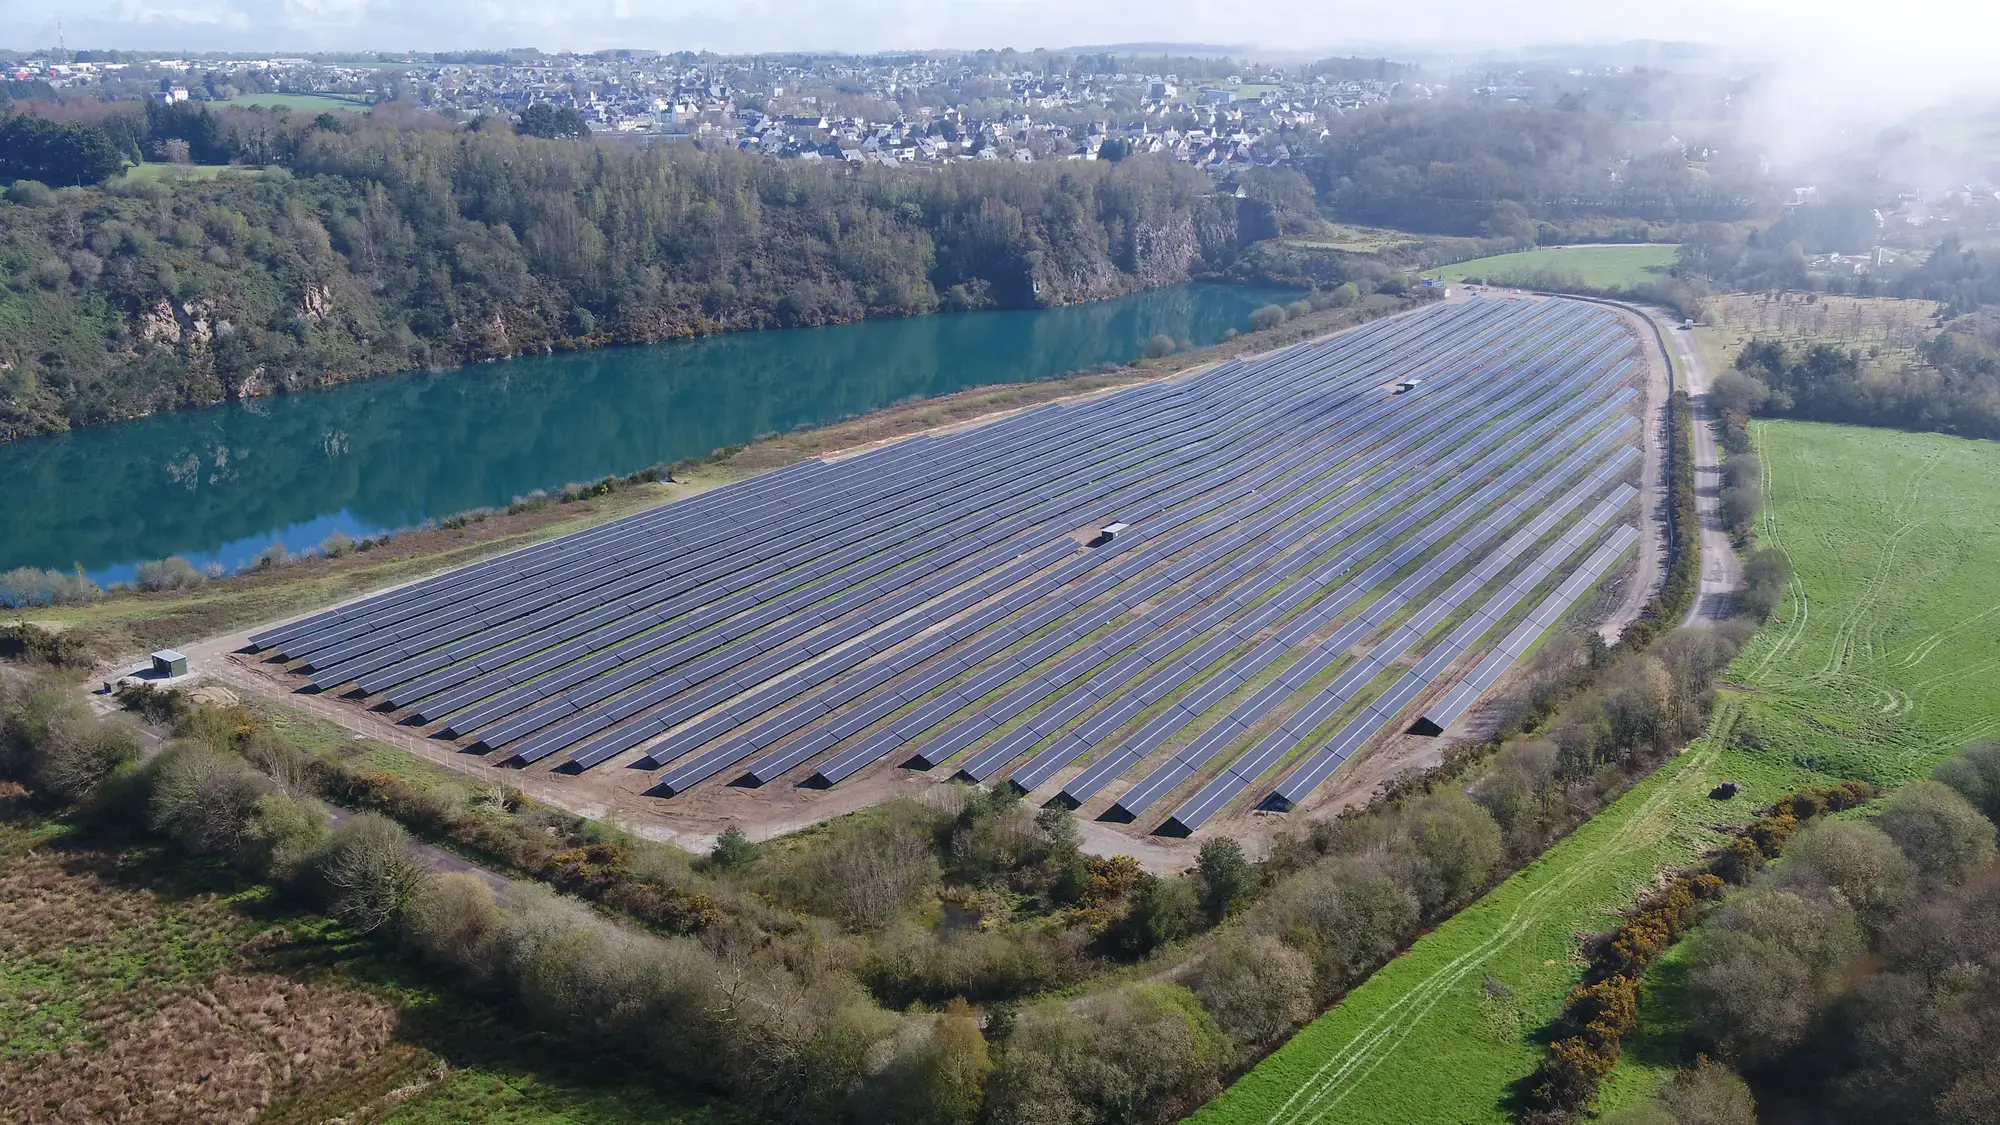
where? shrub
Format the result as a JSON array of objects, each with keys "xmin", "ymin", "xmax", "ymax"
[
  {"xmin": 146, "ymin": 741, "xmax": 274, "ymax": 858},
  {"xmin": 250, "ymin": 541, "xmax": 291, "ymax": 571},
  {"xmin": 1685, "ymin": 885, "xmax": 1861, "ymax": 1065},
  {"xmin": 1658, "ymin": 1057, "xmax": 1759, "ymax": 1125},
  {"xmin": 855, "ymin": 998, "xmax": 991, "ymax": 1125},
  {"xmin": 243, "ymin": 791, "xmax": 331, "ymax": 882},
  {"xmin": 1774, "ymin": 818, "xmax": 1913, "ymax": 929},
  {"xmin": 1933, "ymin": 740, "xmax": 2000, "ymax": 825},
  {"xmin": 1117, "ymin": 874, "xmax": 1200, "ymax": 954},
  {"xmin": 1250, "ymin": 304, "xmax": 1286, "ymax": 331},
  {"xmin": 706, "ymin": 824, "xmax": 759, "ymax": 871},
  {"xmin": 5, "ymin": 179, "xmax": 56, "ymax": 206},
  {"xmin": 984, "ymin": 984, "xmax": 1231, "ymax": 1125},
  {"xmin": 1739, "ymin": 549, "xmax": 1791, "ymax": 621},
  {"xmin": 1145, "ymin": 333, "xmax": 1177, "ymax": 358},
  {"xmin": 401, "ymin": 872, "xmax": 502, "ymax": 979},
  {"xmin": 0, "ymin": 621, "xmax": 111, "ymax": 668},
  {"xmin": 35, "ymin": 709, "xmax": 141, "ymax": 803},
  {"xmin": 135, "ymin": 555, "xmax": 206, "ymax": 592},
  {"xmin": 0, "ymin": 678, "xmax": 140, "ymax": 801},
  {"xmin": 1719, "ymin": 485, "xmax": 1762, "ymax": 539},
  {"xmin": 0, "ymin": 565, "xmax": 101, "ymax": 607},
  {"xmin": 1286, "ymin": 299, "xmax": 1311, "ymax": 319},
  {"xmin": 766, "ymin": 804, "xmax": 940, "ymax": 929},
  {"xmin": 1180, "ymin": 934, "xmax": 1313, "ymax": 1048},
  {"xmin": 1876, "ymin": 779, "xmax": 1997, "ymax": 882},
  {"xmin": 318, "ymin": 811, "xmax": 426, "ymax": 933},
  {"xmin": 1709, "ymin": 370, "xmax": 1769, "ymax": 418},
  {"xmin": 1396, "ymin": 791, "xmax": 1504, "ymax": 917},
  {"xmin": 1195, "ymin": 837, "xmax": 1252, "ymax": 922},
  {"xmin": 319, "ymin": 529, "xmax": 356, "ymax": 558},
  {"xmin": 1252, "ymin": 854, "xmax": 1420, "ymax": 998},
  {"xmin": 1529, "ymin": 1035, "xmax": 1619, "ymax": 1115}
]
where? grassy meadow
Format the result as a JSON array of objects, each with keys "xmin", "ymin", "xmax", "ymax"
[
  {"xmin": 0, "ymin": 801, "xmax": 750, "ymax": 1125},
  {"xmin": 1426, "ymin": 244, "xmax": 1680, "ymax": 290},
  {"xmin": 114, "ymin": 162, "xmax": 258, "ymax": 184},
  {"xmin": 217, "ymin": 93, "xmax": 374, "ymax": 112},
  {"xmin": 1691, "ymin": 291, "xmax": 1939, "ymax": 393},
  {"xmin": 1273, "ymin": 223, "xmax": 1438, "ymax": 255},
  {"xmin": 1192, "ymin": 419, "xmax": 2000, "ymax": 1125}
]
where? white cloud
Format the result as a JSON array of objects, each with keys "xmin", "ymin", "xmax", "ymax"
[{"xmin": 0, "ymin": 0, "xmax": 1963, "ymax": 55}]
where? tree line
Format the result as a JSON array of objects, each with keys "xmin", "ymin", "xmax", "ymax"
[
  {"xmin": 1664, "ymin": 741, "xmax": 2000, "ymax": 1125},
  {"xmin": 1719, "ymin": 332, "xmax": 2000, "ymax": 442},
  {"xmin": 1292, "ymin": 101, "xmax": 1766, "ymax": 239},
  {"xmin": 1522, "ymin": 780, "xmax": 1877, "ymax": 1124}
]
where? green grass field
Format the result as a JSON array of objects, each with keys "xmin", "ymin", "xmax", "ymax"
[
  {"xmin": 115, "ymin": 162, "xmax": 254, "ymax": 184},
  {"xmin": 1192, "ymin": 419, "xmax": 2000, "ymax": 1124},
  {"xmin": 218, "ymin": 93, "xmax": 373, "ymax": 111},
  {"xmin": 1427, "ymin": 245, "xmax": 1681, "ymax": 290},
  {"xmin": 1275, "ymin": 223, "xmax": 1432, "ymax": 255}
]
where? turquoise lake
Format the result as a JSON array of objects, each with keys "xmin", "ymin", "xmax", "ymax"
[{"xmin": 0, "ymin": 282, "xmax": 1298, "ymax": 584}]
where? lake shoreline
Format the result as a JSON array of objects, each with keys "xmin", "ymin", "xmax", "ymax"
[
  {"xmin": 0, "ymin": 274, "xmax": 1288, "ymax": 449},
  {"xmin": 5, "ymin": 282, "xmax": 1319, "ymax": 580},
  {"xmin": 19, "ymin": 291, "xmax": 1426, "ymax": 654}
]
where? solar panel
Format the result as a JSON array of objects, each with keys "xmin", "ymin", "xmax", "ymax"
[{"xmin": 259, "ymin": 298, "xmax": 1648, "ymax": 820}]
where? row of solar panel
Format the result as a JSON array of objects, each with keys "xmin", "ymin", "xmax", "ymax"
[
  {"xmin": 666, "ymin": 307, "xmax": 1629, "ymax": 792},
  {"xmin": 360, "ymin": 298, "xmax": 1496, "ymax": 744},
  {"xmin": 960, "ymin": 369, "xmax": 1635, "ymax": 797},
  {"xmin": 436, "ymin": 299, "xmax": 1560, "ymax": 768},
  {"xmin": 263, "ymin": 306, "xmax": 1433, "ymax": 663},
  {"xmin": 252, "ymin": 297, "xmax": 1642, "ymax": 831},
  {"xmin": 1087, "ymin": 433, "xmax": 1642, "ymax": 825}
]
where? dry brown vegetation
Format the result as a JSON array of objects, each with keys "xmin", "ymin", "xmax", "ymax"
[
  {"xmin": 8, "ymin": 973, "xmax": 400, "ymax": 1124},
  {"xmin": 1695, "ymin": 292, "xmax": 1940, "ymax": 390},
  {"xmin": 0, "ymin": 814, "xmax": 407, "ymax": 1124}
]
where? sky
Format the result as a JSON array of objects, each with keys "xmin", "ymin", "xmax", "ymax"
[{"xmin": 1, "ymin": 0, "xmax": 1994, "ymax": 63}]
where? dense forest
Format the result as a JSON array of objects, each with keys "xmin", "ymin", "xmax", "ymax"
[
  {"xmin": 1295, "ymin": 101, "xmax": 1766, "ymax": 237},
  {"xmin": 0, "ymin": 101, "xmax": 1244, "ymax": 441},
  {"xmin": 1670, "ymin": 743, "xmax": 2000, "ymax": 1125}
]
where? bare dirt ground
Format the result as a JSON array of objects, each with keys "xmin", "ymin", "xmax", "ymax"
[{"xmin": 137, "ymin": 291, "xmax": 1677, "ymax": 870}]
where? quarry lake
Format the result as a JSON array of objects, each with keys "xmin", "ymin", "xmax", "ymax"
[{"xmin": 2, "ymin": 282, "xmax": 1299, "ymax": 584}]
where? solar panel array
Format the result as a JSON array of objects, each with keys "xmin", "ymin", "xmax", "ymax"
[{"xmin": 250, "ymin": 296, "xmax": 1646, "ymax": 834}]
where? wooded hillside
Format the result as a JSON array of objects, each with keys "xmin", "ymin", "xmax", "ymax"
[{"xmin": 0, "ymin": 105, "xmax": 1242, "ymax": 441}]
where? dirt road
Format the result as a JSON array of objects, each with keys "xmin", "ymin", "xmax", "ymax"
[{"xmin": 1663, "ymin": 316, "xmax": 1746, "ymax": 624}]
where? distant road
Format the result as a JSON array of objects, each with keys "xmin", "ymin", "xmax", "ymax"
[{"xmin": 1663, "ymin": 317, "xmax": 1745, "ymax": 624}]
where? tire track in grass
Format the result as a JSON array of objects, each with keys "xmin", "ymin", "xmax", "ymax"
[
  {"xmin": 1748, "ymin": 424, "xmax": 1811, "ymax": 682},
  {"xmin": 1810, "ymin": 452, "xmax": 1937, "ymax": 683},
  {"xmin": 1888, "ymin": 602, "xmax": 2000, "ymax": 670},
  {"xmin": 1257, "ymin": 714, "xmax": 1731, "ymax": 1125}
]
